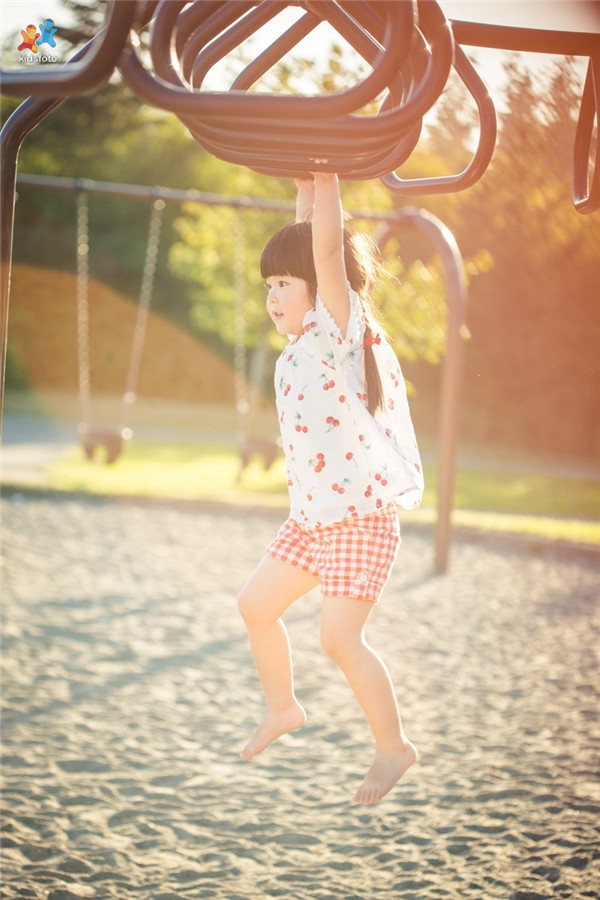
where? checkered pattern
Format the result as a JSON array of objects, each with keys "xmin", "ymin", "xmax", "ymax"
[{"xmin": 266, "ymin": 505, "xmax": 401, "ymax": 603}]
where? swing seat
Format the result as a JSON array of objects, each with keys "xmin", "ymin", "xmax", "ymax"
[
  {"xmin": 238, "ymin": 436, "xmax": 280, "ymax": 474},
  {"xmin": 80, "ymin": 428, "xmax": 125, "ymax": 465}
]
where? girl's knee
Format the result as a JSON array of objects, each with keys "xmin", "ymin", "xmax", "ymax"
[
  {"xmin": 237, "ymin": 582, "xmax": 277, "ymax": 629},
  {"xmin": 237, "ymin": 584, "xmax": 258, "ymax": 626},
  {"xmin": 320, "ymin": 622, "xmax": 359, "ymax": 664}
]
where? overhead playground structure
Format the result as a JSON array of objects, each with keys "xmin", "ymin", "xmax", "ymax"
[{"xmin": 1, "ymin": 1, "xmax": 598, "ymax": 572}]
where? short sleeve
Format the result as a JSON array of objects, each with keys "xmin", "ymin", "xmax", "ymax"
[{"xmin": 302, "ymin": 287, "xmax": 364, "ymax": 368}]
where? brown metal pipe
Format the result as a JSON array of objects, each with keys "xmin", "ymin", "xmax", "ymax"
[
  {"xmin": 0, "ymin": 97, "xmax": 65, "ymax": 430},
  {"xmin": 573, "ymin": 53, "xmax": 600, "ymax": 213},
  {"xmin": 375, "ymin": 210, "xmax": 468, "ymax": 575},
  {"xmin": 382, "ymin": 41, "xmax": 497, "ymax": 194},
  {"xmin": 190, "ymin": 2, "xmax": 288, "ymax": 89}
]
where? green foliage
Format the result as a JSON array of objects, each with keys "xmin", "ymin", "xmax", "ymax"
[
  {"xmin": 375, "ymin": 259, "xmax": 448, "ymax": 364},
  {"xmin": 170, "ymin": 202, "xmax": 280, "ymax": 349}
]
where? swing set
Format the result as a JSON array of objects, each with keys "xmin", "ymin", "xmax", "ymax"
[
  {"xmin": 2, "ymin": 0, "xmax": 598, "ymax": 571},
  {"xmin": 15, "ymin": 172, "xmax": 299, "ymax": 468},
  {"xmin": 75, "ymin": 189, "xmax": 165, "ymax": 464}
]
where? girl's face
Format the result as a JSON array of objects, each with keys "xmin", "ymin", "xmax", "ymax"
[{"xmin": 265, "ymin": 275, "xmax": 314, "ymax": 336}]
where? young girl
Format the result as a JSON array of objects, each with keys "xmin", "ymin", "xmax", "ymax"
[{"xmin": 238, "ymin": 170, "xmax": 423, "ymax": 804}]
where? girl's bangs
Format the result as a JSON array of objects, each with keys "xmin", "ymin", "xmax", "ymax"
[
  {"xmin": 260, "ymin": 228, "xmax": 294, "ymax": 278},
  {"xmin": 260, "ymin": 222, "xmax": 316, "ymax": 285}
]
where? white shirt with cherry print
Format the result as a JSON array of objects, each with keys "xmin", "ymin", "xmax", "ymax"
[{"xmin": 274, "ymin": 287, "xmax": 424, "ymax": 528}]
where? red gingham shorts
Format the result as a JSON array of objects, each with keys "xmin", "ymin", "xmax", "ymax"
[{"xmin": 266, "ymin": 504, "xmax": 401, "ymax": 603}]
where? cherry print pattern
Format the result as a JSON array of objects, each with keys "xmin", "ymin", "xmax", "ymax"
[
  {"xmin": 273, "ymin": 289, "xmax": 423, "ymax": 526},
  {"xmin": 310, "ymin": 453, "xmax": 326, "ymax": 473}
]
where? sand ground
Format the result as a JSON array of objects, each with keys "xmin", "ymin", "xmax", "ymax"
[{"xmin": 1, "ymin": 490, "xmax": 599, "ymax": 900}]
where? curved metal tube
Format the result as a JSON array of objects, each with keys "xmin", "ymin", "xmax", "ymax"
[
  {"xmin": 118, "ymin": 0, "xmax": 452, "ymax": 177},
  {"xmin": 192, "ymin": 0, "xmax": 413, "ymax": 116},
  {"xmin": 2, "ymin": 0, "xmax": 594, "ymax": 210},
  {"xmin": 150, "ymin": 0, "xmax": 190, "ymax": 86},
  {"xmin": 1, "ymin": 97, "xmax": 65, "ymax": 422},
  {"xmin": 375, "ymin": 210, "xmax": 468, "ymax": 574},
  {"xmin": 183, "ymin": 8, "xmax": 450, "ymax": 178},
  {"xmin": 231, "ymin": 10, "xmax": 322, "ymax": 90},
  {"xmin": 180, "ymin": 2, "xmax": 257, "ymax": 84},
  {"xmin": 155, "ymin": 0, "xmax": 417, "ymax": 119},
  {"xmin": 0, "ymin": 1, "xmax": 138, "ymax": 96},
  {"xmin": 451, "ymin": 19, "xmax": 600, "ymax": 56},
  {"xmin": 174, "ymin": 1, "xmax": 228, "ymax": 59},
  {"xmin": 573, "ymin": 52, "xmax": 600, "ymax": 214},
  {"xmin": 181, "ymin": 1, "xmax": 417, "ymax": 176},
  {"xmin": 190, "ymin": 2, "xmax": 288, "ymax": 89},
  {"xmin": 381, "ymin": 41, "xmax": 497, "ymax": 195},
  {"xmin": 0, "ymin": 25, "xmax": 126, "ymax": 417}
]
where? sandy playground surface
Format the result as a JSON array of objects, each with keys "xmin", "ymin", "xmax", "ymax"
[{"xmin": 1, "ymin": 490, "xmax": 599, "ymax": 900}]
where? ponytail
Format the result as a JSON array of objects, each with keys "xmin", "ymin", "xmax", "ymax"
[
  {"xmin": 363, "ymin": 324, "xmax": 384, "ymax": 415},
  {"xmin": 344, "ymin": 231, "xmax": 386, "ymax": 417}
]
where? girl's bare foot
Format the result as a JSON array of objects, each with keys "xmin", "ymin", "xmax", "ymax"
[
  {"xmin": 352, "ymin": 740, "xmax": 418, "ymax": 804},
  {"xmin": 240, "ymin": 702, "xmax": 306, "ymax": 761}
]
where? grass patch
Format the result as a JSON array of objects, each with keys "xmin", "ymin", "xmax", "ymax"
[
  {"xmin": 452, "ymin": 467, "xmax": 600, "ymax": 519},
  {"xmin": 451, "ymin": 510, "xmax": 600, "ymax": 545},
  {"xmin": 43, "ymin": 440, "xmax": 600, "ymax": 546},
  {"xmin": 46, "ymin": 441, "xmax": 289, "ymax": 508}
]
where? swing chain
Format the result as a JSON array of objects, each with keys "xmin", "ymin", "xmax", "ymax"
[
  {"xmin": 75, "ymin": 192, "xmax": 165, "ymax": 460},
  {"xmin": 232, "ymin": 211, "xmax": 280, "ymax": 479},
  {"xmin": 121, "ymin": 197, "xmax": 166, "ymax": 434},
  {"xmin": 76, "ymin": 191, "xmax": 92, "ymax": 432},
  {"xmin": 233, "ymin": 211, "xmax": 249, "ymax": 432}
]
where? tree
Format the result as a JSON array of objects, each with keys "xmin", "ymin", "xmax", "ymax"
[{"xmin": 435, "ymin": 56, "xmax": 600, "ymax": 460}]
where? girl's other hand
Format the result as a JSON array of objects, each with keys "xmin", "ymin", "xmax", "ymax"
[
  {"xmin": 294, "ymin": 176, "xmax": 315, "ymax": 222},
  {"xmin": 310, "ymin": 160, "xmax": 337, "ymax": 183}
]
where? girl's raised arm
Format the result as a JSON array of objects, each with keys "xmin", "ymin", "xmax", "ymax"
[
  {"xmin": 311, "ymin": 172, "xmax": 350, "ymax": 334},
  {"xmin": 294, "ymin": 177, "xmax": 314, "ymax": 222}
]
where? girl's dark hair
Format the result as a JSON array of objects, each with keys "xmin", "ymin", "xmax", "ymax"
[{"xmin": 261, "ymin": 221, "xmax": 385, "ymax": 414}]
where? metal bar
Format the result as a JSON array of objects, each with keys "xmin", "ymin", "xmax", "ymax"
[
  {"xmin": 381, "ymin": 41, "xmax": 497, "ymax": 195},
  {"xmin": 118, "ymin": 13, "xmax": 453, "ymax": 181},
  {"xmin": 174, "ymin": 0, "xmax": 227, "ymax": 60},
  {"xmin": 451, "ymin": 21, "xmax": 600, "ymax": 56},
  {"xmin": 375, "ymin": 209, "xmax": 468, "ymax": 575},
  {"xmin": 192, "ymin": 0, "xmax": 415, "ymax": 111},
  {"xmin": 1, "ymin": 98, "xmax": 65, "ymax": 434},
  {"xmin": 150, "ymin": 0, "xmax": 189, "ymax": 84},
  {"xmin": 15, "ymin": 172, "xmax": 297, "ymax": 212},
  {"xmin": 0, "ymin": 20, "xmax": 136, "ymax": 427},
  {"xmin": 231, "ymin": 10, "xmax": 321, "ymax": 90},
  {"xmin": 120, "ymin": 2, "xmax": 431, "ymax": 125},
  {"xmin": 15, "ymin": 171, "xmax": 424, "ymax": 223},
  {"xmin": 180, "ymin": 1, "xmax": 257, "ymax": 84},
  {"xmin": 573, "ymin": 52, "xmax": 600, "ymax": 214},
  {"xmin": 191, "ymin": 1, "xmax": 288, "ymax": 89}
]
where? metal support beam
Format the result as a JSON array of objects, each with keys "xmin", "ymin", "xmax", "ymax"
[
  {"xmin": 0, "ymin": 97, "xmax": 65, "ymax": 433},
  {"xmin": 376, "ymin": 210, "xmax": 468, "ymax": 574}
]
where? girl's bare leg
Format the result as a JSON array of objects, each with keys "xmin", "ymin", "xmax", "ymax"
[
  {"xmin": 320, "ymin": 595, "xmax": 417, "ymax": 804},
  {"xmin": 238, "ymin": 555, "xmax": 320, "ymax": 760}
]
